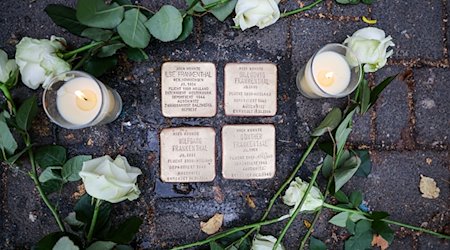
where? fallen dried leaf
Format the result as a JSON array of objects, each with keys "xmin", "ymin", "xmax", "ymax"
[
  {"xmin": 245, "ymin": 194, "xmax": 256, "ymax": 209},
  {"xmin": 372, "ymin": 234, "xmax": 389, "ymax": 250},
  {"xmin": 419, "ymin": 174, "xmax": 440, "ymax": 199},
  {"xmin": 425, "ymin": 158, "xmax": 432, "ymax": 165},
  {"xmin": 87, "ymin": 138, "xmax": 94, "ymax": 146},
  {"xmin": 72, "ymin": 184, "xmax": 86, "ymax": 200},
  {"xmin": 303, "ymin": 220, "xmax": 311, "ymax": 229},
  {"xmin": 200, "ymin": 213, "xmax": 223, "ymax": 235}
]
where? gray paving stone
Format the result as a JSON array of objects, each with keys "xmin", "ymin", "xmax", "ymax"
[
  {"xmin": 348, "ymin": 112, "xmax": 372, "ymax": 146},
  {"xmin": 374, "ymin": 66, "xmax": 409, "ymax": 148},
  {"xmin": 371, "ymin": 0, "xmax": 444, "ymax": 60},
  {"xmin": 343, "ymin": 150, "xmax": 449, "ymax": 227},
  {"xmin": 414, "ymin": 68, "xmax": 450, "ymax": 147}
]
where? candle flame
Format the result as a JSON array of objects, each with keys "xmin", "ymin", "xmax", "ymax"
[
  {"xmin": 74, "ymin": 90, "xmax": 88, "ymax": 101},
  {"xmin": 325, "ymin": 72, "xmax": 334, "ymax": 79}
]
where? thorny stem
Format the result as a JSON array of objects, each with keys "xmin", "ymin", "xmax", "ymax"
[
  {"xmin": 281, "ymin": 0, "xmax": 323, "ymax": 18},
  {"xmin": 25, "ymin": 134, "xmax": 66, "ymax": 232},
  {"xmin": 322, "ymin": 203, "xmax": 450, "ymax": 240},
  {"xmin": 171, "ymin": 216, "xmax": 285, "ymax": 250},
  {"xmin": 273, "ymin": 165, "xmax": 323, "ymax": 249}
]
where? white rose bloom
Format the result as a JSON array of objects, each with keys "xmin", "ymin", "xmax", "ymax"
[
  {"xmin": 15, "ymin": 36, "xmax": 71, "ymax": 89},
  {"xmin": 0, "ymin": 49, "xmax": 17, "ymax": 83},
  {"xmin": 343, "ymin": 27, "xmax": 394, "ymax": 72},
  {"xmin": 282, "ymin": 177, "xmax": 323, "ymax": 214},
  {"xmin": 79, "ymin": 155, "xmax": 142, "ymax": 203},
  {"xmin": 233, "ymin": 0, "xmax": 280, "ymax": 30},
  {"xmin": 251, "ymin": 234, "xmax": 285, "ymax": 250}
]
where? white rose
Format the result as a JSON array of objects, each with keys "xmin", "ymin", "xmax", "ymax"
[
  {"xmin": 0, "ymin": 49, "xmax": 18, "ymax": 83},
  {"xmin": 79, "ymin": 155, "xmax": 142, "ymax": 203},
  {"xmin": 251, "ymin": 234, "xmax": 285, "ymax": 250},
  {"xmin": 15, "ymin": 36, "xmax": 71, "ymax": 89},
  {"xmin": 282, "ymin": 177, "xmax": 324, "ymax": 214},
  {"xmin": 343, "ymin": 27, "xmax": 394, "ymax": 73},
  {"xmin": 233, "ymin": 0, "xmax": 280, "ymax": 30}
]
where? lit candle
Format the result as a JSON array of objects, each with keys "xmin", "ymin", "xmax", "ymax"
[
  {"xmin": 56, "ymin": 77, "xmax": 103, "ymax": 125},
  {"xmin": 44, "ymin": 71, "xmax": 122, "ymax": 129},
  {"xmin": 297, "ymin": 44, "xmax": 361, "ymax": 98}
]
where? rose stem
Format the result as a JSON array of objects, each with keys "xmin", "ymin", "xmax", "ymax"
[
  {"xmin": 171, "ymin": 216, "xmax": 285, "ymax": 250},
  {"xmin": 87, "ymin": 198, "xmax": 102, "ymax": 242},
  {"xmin": 273, "ymin": 164, "xmax": 323, "ymax": 250},
  {"xmin": 322, "ymin": 203, "xmax": 450, "ymax": 240},
  {"xmin": 25, "ymin": 132, "xmax": 66, "ymax": 232},
  {"xmin": 281, "ymin": 0, "xmax": 323, "ymax": 18}
]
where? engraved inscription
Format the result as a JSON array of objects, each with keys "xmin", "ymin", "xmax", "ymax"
[
  {"xmin": 222, "ymin": 125, "xmax": 275, "ymax": 179},
  {"xmin": 160, "ymin": 127, "xmax": 216, "ymax": 182},
  {"xmin": 224, "ymin": 63, "xmax": 277, "ymax": 116},
  {"xmin": 162, "ymin": 62, "xmax": 216, "ymax": 117}
]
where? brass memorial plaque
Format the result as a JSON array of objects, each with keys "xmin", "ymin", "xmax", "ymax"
[
  {"xmin": 161, "ymin": 62, "xmax": 216, "ymax": 117},
  {"xmin": 160, "ymin": 127, "xmax": 216, "ymax": 182},
  {"xmin": 222, "ymin": 124, "xmax": 276, "ymax": 179},
  {"xmin": 224, "ymin": 63, "xmax": 277, "ymax": 116}
]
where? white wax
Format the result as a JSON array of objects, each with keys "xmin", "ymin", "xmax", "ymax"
[
  {"xmin": 299, "ymin": 51, "xmax": 351, "ymax": 97},
  {"xmin": 56, "ymin": 77, "xmax": 102, "ymax": 125}
]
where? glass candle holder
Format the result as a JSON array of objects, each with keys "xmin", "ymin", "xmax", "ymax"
[
  {"xmin": 296, "ymin": 43, "xmax": 362, "ymax": 98},
  {"xmin": 43, "ymin": 71, "xmax": 122, "ymax": 129}
]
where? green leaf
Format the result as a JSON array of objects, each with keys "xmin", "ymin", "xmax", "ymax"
[
  {"xmin": 62, "ymin": 155, "xmax": 92, "ymax": 181},
  {"xmin": 83, "ymin": 56, "xmax": 118, "ymax": 77},
  {"xmin": 115, "ymin": 245, "xmax": 134, "ymax": 250},
  {"xmin": 334, "ymin": 155, "xmax": 361, "ymax": 192},
  {"xmin": 145, "ymin": 5, "xmax": 183, "ymax": 42},
  {"xmin": 217, "ymin": 230, "xmax": 251, "ymax": 250},
  {"xmin": 65, "ymin": 212, "xmax": 85, "ymax": 231},
  {"xmin": 38, "ymin": 167, "xmax": 62, "ymax": 183},
  {"xmin": 310, "ymin": 237, "xmax": 326, "ymax": 250},
  {"xmin": 186, "ymin": 0, "xmax": 206, "ymax": 13},
  {"xmin": 372, "ymin": 220, "xmax": 394, "ymax": 243},
  {"xmin": 334, "ymin": 190, "xmax": 349, "ymax": 203},
  {"xmin": 6, "ymin": 144, "xmax": 32, "ymax": 165},
  {"xmin": 203, "ymin": 0, "xmax": 237, "ymax": 21},
  {"xmin": 354, "ymin": 150, "xmax": 371, "ymax": 177},
  {"xmin": 16, "ymin": 95, "xmax": 38, "ymax": 131},
  {"xmin": 35, "ymin": 145, "xmax": 67, "ymax": 169},
  {"xmin": 35, "ymin": 232, "xmax": 82, "ymax": 250},
  {"xmin": 86, "ymin": 241, "xmax": 117, "ymax": 250},
  {"xmin": 81, "ymin": 28, "xmax": 113, "ymax": 41},
  {"xmin": 118, "ymin": 9, "xmax": 151, "ymax": 48},
  {"xmin": 76, "ymin": 0, "xmax": 124, "ymax": 29},
  {"xmin": 359, "ymin": 79, "xmax": 370, "ymax": 114},
  {"xmin": 74, "ymin": 194, "xmax": 111, "ymax": 235},
  {"xmin": 312, "ymin": 108, "xmax": 342, "ymax": 137},
  {"xmin": 126, "ymin": 47, "xmax": 148, "ymax": 62},
  {"xmin": 349, "ymin": 191, "xmax": 363, "ymax": 208},
  {"xmin": 39, "ymin": 167, "xmax": 64, "ymax": 194},
  {"xmin": 349, "ymin": 213, "xmax": 367, "ymax": 223},
  {"xmin": 97, "ymin": 43, "xmax": 126, "ymax": 58},
  {"xmin": 318, "ymin": 141, "xmax": 334, "ymax": 156},
  {"xmin": 322, "ymin": 155, "xmax": 333, "ymax": 178},
  {"xmin": 369, "ymin": 74, "xmax": 398, "ymax": 109},
  {"xmin": 210, "ymin": 241, "xmax": 225, "ymax": 250},
  {"xmin": 346, "ymin": 219, "xmax": 356, "ymax": 234},
  {"xmin": 344, "ymin": 221, "xmax": 373, "ymax": 250},
  {"xmin": 176, "ymin": 15, "xmax": 194, "ymax": 42},
  {"xmin": 335, "ymin": 109, "xmax": 356, "ymax": 155},
  {"xmin": 106, "ymin": 216, "xmax": 143, "ymax": 244},
  {"xmin": 369, "ymin": 211, "xmax": 390, "ymax": 221},
  {"xmin": 44, "ymin": 4, "xmax": 88, "ymax": 36},
  {"xmin": 0, "ymin": 115, "xmax": 17, "ymax": 156},
  {"xmin": 329, "ymin": 212, "xmax": 349, "ymax": 227}
]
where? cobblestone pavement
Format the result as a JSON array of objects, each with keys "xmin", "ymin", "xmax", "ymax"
[{"xmin": 0, "ymin": 0, "xmax": 449, "ymax": 249}]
